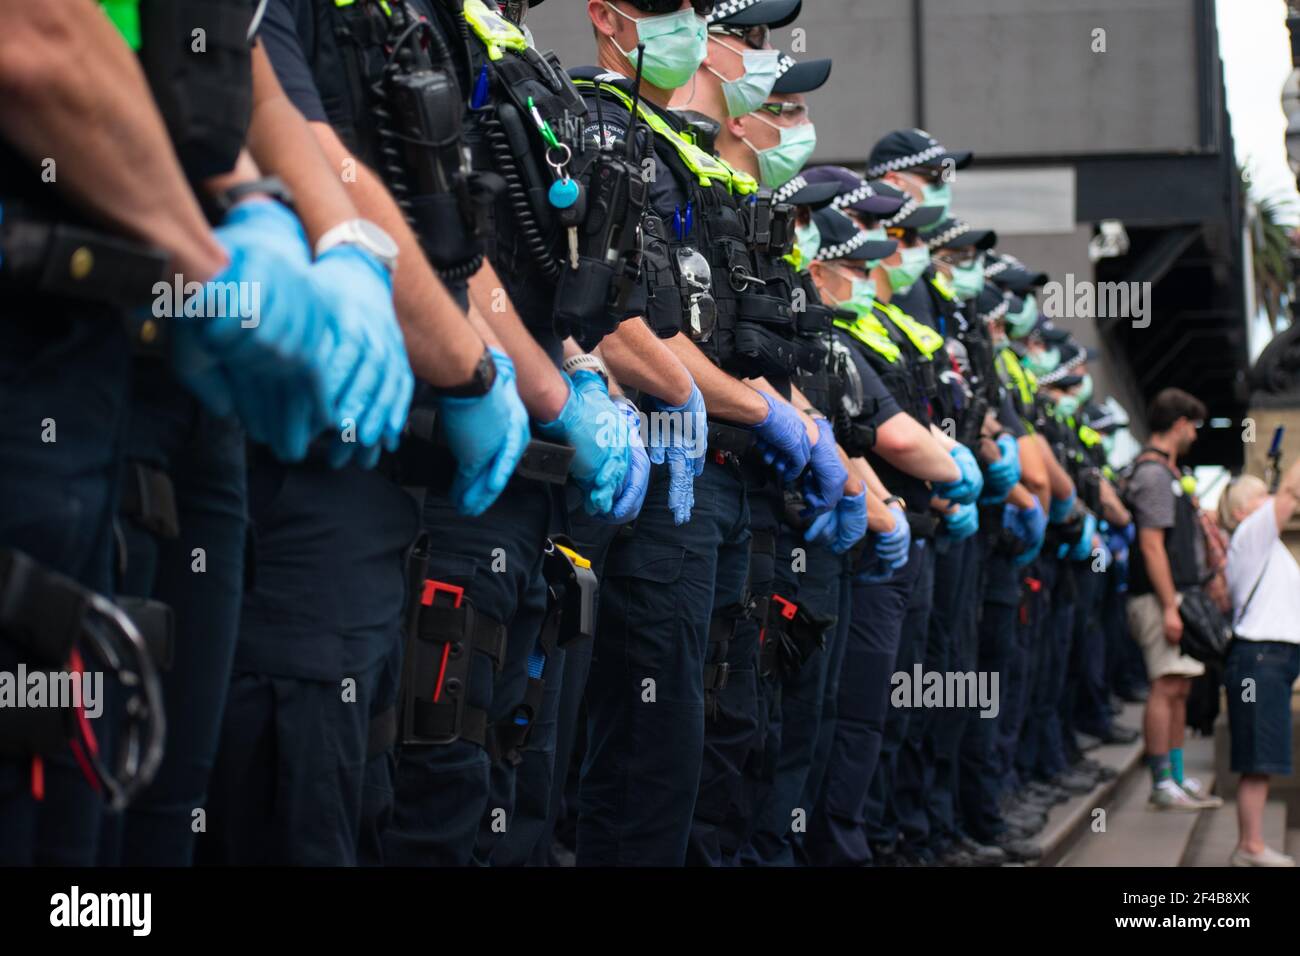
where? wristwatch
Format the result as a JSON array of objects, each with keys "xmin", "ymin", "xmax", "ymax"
[
  {"xmin": 883, "ymin": 495, "xmax": 905, "ymax": 511},
  {"xmin": 562, "ymin": 353, "xmax": 611, "ymax": 388},
  {"xmin": 432, "ymin": 347, "xmax": 497, "ymax": 398},
  {"xmin": 314, "ymin": 218, "xmax": 400, "ymax": 274},
  {"xmin": 209, "ymin": 175, "xmax": 294, "ymax": 221}
]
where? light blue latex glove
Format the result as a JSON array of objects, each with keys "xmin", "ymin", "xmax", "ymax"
[
  {"xmin": 980, "ymin": 434, "xmax": 1021, "ymax": 504},
  {"xmin": 876, "ymin": 503, "xmax": 912, "ymax": 569},
  {"xmin": 536, "ymin": 370, "xmax": 628, "ymax": 516},
  {"xmin": 437, "ymin": 348, "xmax": 530, "ymax": 517},
  {"xmin": 751, "ymin": 392, "xmax": 811, "ymax": 480},
  {"xmin": 309, "ymin": 245, "xmax": 414, "ymax": 469},
  {"xmin": 179, "ymin": 199, "xmax": 331, "ymax": 460},
  {"xmin": 802, "ymin": 418, "xmax": 849, "ymax": 517},
  {"xmin": 943, "ymin": 502, "xmax": 980, "ymax": 541},
  {"xmin": 806, "ymin": 488, "xmax": 868, "ymax": 555},
  {"xmin": 1069, "ymin": 511, "xmax": 1099, "ymax": 562},
  {"xmin": 595, "ymin": 398, "xmax": 651, "ymax": 524},
  {"xmin": 643, "ymin": 383, "xmax": 707, "ymax": 525},
  {"xmin": 933, "ymin": 444, "xmax": 984, "ymax": 505},
  {"xmin": 1048, "ymin": 489, "xmax": 1077, "ymax": 525},
  {"xmin": 1006, "ymin": 499, "xmax": 1048, "ymax": 569}
]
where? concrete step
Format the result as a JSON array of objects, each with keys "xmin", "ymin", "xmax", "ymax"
[
  {"xmin": 1031, "ymin": 703, "xmax": 1146, "ymax": 867},
  {"xmin": 1058, "ymin": 729, "xmax": 1217, "ymax": 866},
  {"xmin": 1183, "ymin": 800, "xmax": 1287, "ymax": 866}
]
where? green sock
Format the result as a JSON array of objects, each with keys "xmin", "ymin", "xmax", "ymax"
[
  {"xmin": 1170, "ymin": 748, "xmax": 1184, "ymax": 785},
  {"xmin": 1147, "ymin": 753, "xmax": 1172, "ymax": 787}
]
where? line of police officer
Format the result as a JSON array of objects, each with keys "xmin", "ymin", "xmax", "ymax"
[{"xmin": 0, "ymin": 0, "xmax": 1140, "ymax": 867}]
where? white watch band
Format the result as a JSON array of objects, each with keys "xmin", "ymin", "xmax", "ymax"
[
  {"xmin": 562, "ymin": 353, "xmax": 610, "ymax": 384},
  {"xmin": 314, "ymin": 219, "xmax": 399, "ymax": 273}
]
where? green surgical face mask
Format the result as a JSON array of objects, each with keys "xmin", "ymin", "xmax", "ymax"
[
  {"xmin": 607, "ymin": 3, "xmax": 707, "ymax": 91},
  {"xmin": 1077, "ymin": 372, "xmax": 1094, "ymax": 404},
  {"xmin": 1006, "ymin": 293, "xmax": 1038, "ymax": 338},
  {"xmin": 1055, "ymin": 394, "xmax": 1081, "ymax": 418},
  {"xmin": 1023, "ymin": 347, "xmax": 1060, "ymax": 377},
  {"xmin": 744, "ymin": 115, "xmax": 817, "ymax": 189},
  {"xmin": 795, "ymin": 219, "xmax": 821, "ymax": 263},
  {"xmin": 949, "ymin": 258, "xmax": 985, "ymax": 301},
  {"xmin": 708, "ymin": 41, "xmax": 780, "ymax": 117},
  {"xmin": 886, "ymin": 244, "xmax": 930, "ymax": 294},
  {"xmin": 920, "ymin": 181, "xmax": 952, "ymax": 230},
  {"xmin": 832, "ymin": 266, "xmax": 877, "ymax": 314}
]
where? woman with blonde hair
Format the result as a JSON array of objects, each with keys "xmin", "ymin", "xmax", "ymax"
[{"xmin": 1218, "ymin": 465, "xmax": 1300, "ymax": 866}]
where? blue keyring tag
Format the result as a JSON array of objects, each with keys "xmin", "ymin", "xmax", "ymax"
[{"xmin": 548, "ymin": 177, "xmax": 580, "ymax": 210}]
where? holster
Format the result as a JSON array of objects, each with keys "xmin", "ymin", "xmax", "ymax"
[{"xmin": 762, "ymin": 593, "xmax": 835, "ymax": 683}]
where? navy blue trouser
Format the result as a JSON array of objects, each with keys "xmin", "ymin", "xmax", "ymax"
[
  {"xmin": 1067, "ymin": 561, "xmax": 1111, "ymax": 742},
  {"xmin": 920, "ymin": 534, "xmax": 982, "ymax": 850},
  {"xmin": 383, "ymin": 479, "xmax": 551, "ymax": 866},
  {"xmin": 100, "ymin": 360, "xmax": 247, "ymax": 866},
  {"xmin": 997, "ymin": 566, "xmax": 1037, "ymax": 795},
  {"xmin": 578, "ymin": 458, "xmax": 749, "ymax": 866},
  {"xmin": 518, "ymin": 509, "xmax": 619, "ymax": 866},
  {"xmin": 1036, "ymin": 558, "xmax": 1074, "ymax": 779},
  {"xmin": 689, "ymin": 471, "xmax": 777, "ymax": 867},
  {"xmin": 803, "ymin": 539, "xmax": 925, "ymax": 866},
  {"xmin": 960, "ymin": 588, "xmax": 1017, "ymax": 841},
  {"xmin": 739, "ymin": 533, "xmax": 842, "ymax": 866},
  {"xmin": 0, "ymin": 302, "xmax": 131, "ymax": 866},
  {"xmin": 200, "ymin": 458, "xmax": 417, "ymax": 865},
  {"xmin": 800, "ymin": 558, "xmax": 854, "ymax": 827},
  {"xmin": 863, "ymin": 541, "xmax": 936, "ymax": 848}
]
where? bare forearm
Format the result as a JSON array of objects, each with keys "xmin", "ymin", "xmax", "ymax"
[
  {"xmin": 1036, "ymin": 434, "xmax": 1075, "ymax": 501},
  {"xmin": 875, "ymin": 415, "xmax": 959, "ymax": 483},
  {"xmin": 1007, "ymin": 483, "xmax": 1036, "ymax": 510},
  {"xmin": 0, "ymin": 2, "xmax": 223, "ymax": 279},
  {"xmin": 664, "ymin": 334, "xmax": 767, "ymax": 424},
  {"xmin": 1099, "ymin": 478, "xmax": 1131, "ymax": 526},
  {"xmin": 1018, "ymin": 435, "xmax": 1049, "ymax": 507},
  {"xmin": 469, "ymin": 263, "xmax": 569, "ymax": 420},
  {"xmin": 598, "ymin": 319, "xmax": 693, "ymax": 405}
]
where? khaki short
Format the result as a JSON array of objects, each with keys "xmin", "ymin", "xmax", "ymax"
[{"xmin": 1126, "ymin": 592, "xmax": 1205, "ymax": 680}]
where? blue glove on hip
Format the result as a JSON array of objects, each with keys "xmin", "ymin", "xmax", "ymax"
[
  {"xmin": 310, "ymin": 244, "xmax": 415, "ymax": 469},
  {"xmin": 943, "ymin": 502, "xmax": 980, "ymax": 541},
  {"xmin": 825, "ymin": 488, "xmax": 868, "ymax": 554},
  {"xmin": 643, "ymin": 383, "xmax": 707, "ymax": 525},
  {"xmin": 1006, "ymin": 499, "xmax": 1048, "ymax": 568},
  {"xmin": 802, "ymin": 417, "xmax": 848, "ymax": 517},
  {"xmin": 933, "ymin": 443, "xmax": 984, "ymax": 505},
  {"xmin": 876, "ymin": 503, "xmax": 912, "ymax": 569},
  {"xmin": 1069, "ymin": 511, "xmax": 1099, "ymax": 562},
  {"xmin": 1048, "ymin": 490, "xmax": 1077, "ymax": 525},
  {"xmin": 536, "ymin": 370, "xmax": 629, "ymax": 516},
  {"xmin": 596, "ymin": 398, "xmax": 651, "ymax": 524},
  {"xmin": 437, "ymin": 347, "xmax": 530, "ymax": 517},
  {"xmin": 752, "ymin": 392, "xmax": 811, "ymax": 480}
]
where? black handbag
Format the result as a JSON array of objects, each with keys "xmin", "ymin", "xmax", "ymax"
[{"xmin": 1177, "ymin": 586, "xmax": 1232, "ymax": 665}]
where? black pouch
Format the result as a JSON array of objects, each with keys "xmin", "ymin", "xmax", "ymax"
[
  {"xmin": 408, "ymin": 193, "xmax": 482, "ymax": 271},
  {"xmin": 556, "ymin": 257, "xmax": 617, "ymax": 346},
  {"xmin": 733, "ymin": 323, "xmax": 799, "ymax": 379},
  {"xmin": 140, "ymin": 0, "xmax": 253, "ymax": 182}
]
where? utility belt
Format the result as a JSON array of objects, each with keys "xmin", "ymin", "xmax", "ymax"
[
  {"xmin": 0, "ymin": 549, "xmax": 164, "ymax": 810},
  {"xmin": 0, "ymin": 200, "xmax": 170, "ymax": 343},
  {"xmin": 395, "ymin": 533, "xmax": 595, "ymax": 764},
  {"xmin": 706, "ymin": 418, "xmax": 757, "ymax": 467},
  {"xmin": 908, "ymin": 511, "xmax": 940, "ymax": 541},
  {"xmin": 380, "ymin": 404, "xmax": 574, "ymax": 493}
]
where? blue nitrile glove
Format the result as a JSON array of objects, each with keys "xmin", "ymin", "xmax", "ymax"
[
  {"xmin": 1048, "ymin": 489, "xmax": 1076, "ymax": 525},
  {"xmin": 752, "ymin": 392, "xmax": 811, "ymax": 480},
  {"xmin": 980, "ymin": 433, "xmax": 1021, "ymax": 504},
  {"xmin": 1069, "ymin": 511, "xmax": 1099, "ymax": 562},
  {"xmin": 309, "ymin": 244, "xmax": 414, "ymax": 469},
  {"xmin": 933, "ymin": 443, "xmax": 984, "ymax": 505},
  {"xmin": 642, "ymin": 383, "xmax": 707, "ymax": 525},
  {"xmin": 876, "ymin": 503, "xmax": 912, "ymax": 569},
  {"xmin": 1006, "ymin": 499, "xmax": 1048, "ymax": 568},
  {"xmin": 943, "ymin": 502, "xmax": 980, "ymax": 541},
  {"xmin": 437, "ymin": 348, "xmax": 530, "ymax": 518},
  {"xmin": 802, "ymin": 417, "xmax": 849, "ymax": 517},
  {"xmin": 806, "ymin": 488, "xmax": 868, "ymax": 554},
  {"xmin": 596, "ymin": 397, "xmax": 651, "ymax": 524},
  {"xmin": 176, "ymin": 200, "xmax": 331, "ymax": 460},
  {"xmin": 536, "ymin": 370, "xmax": 628, "ymax": 516}
]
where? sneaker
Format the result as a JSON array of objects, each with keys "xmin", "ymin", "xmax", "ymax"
[
  {"xmin": 1230, "ymin": 845, "xmax": 1296, "ymax": 867},
  {"xmin": 1147, "ymin": 781, "xmax": 1204, "ymax": 812},
  {"xmin": 1177, "ymin": 778, "xmax": 1223, "ymax": 808}
]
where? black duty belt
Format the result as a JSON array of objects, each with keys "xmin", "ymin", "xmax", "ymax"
[
  {"xmin": 388, "ymin": 405, "xmax": 574, "ymax": 488},
  {"xmin": 707, "ymin": 418, "xmax": 756, "ymax": 463},
  {"xmin": 907, "ymin": 511, "xmax": 940, "ymax": 540},
  {"xmin": 0, "ymin": 205, "xmax": 169, "ymax": 311}
]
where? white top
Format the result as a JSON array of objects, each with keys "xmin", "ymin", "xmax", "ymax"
[{"xmin": 1226, "ymin": 500, "xmax": 1300, "ymax": 644}]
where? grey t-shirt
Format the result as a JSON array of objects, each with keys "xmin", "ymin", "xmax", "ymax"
[{"xmin": 1128, "ymin": 459, "xmax": 1175, "ymax": 531}]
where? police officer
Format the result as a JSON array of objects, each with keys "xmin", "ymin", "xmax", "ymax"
[{"xmin": 572, "ymin": 0, "xmax": 841, "ymax": 867}]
